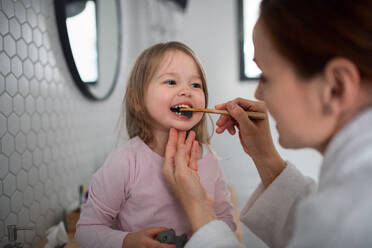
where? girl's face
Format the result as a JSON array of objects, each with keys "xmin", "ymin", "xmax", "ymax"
[
  {"xmin": 253, "ymin": 20, "xmax": 336, "ymax": 151},
  {"xmin": 145, "ymin": 50, "xmax": 206, "ymax": 136}
]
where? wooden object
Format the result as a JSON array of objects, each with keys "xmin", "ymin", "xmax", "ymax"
[{"xmin": 180, "ymin": 108, "xmax": 266, "ymax": 120}]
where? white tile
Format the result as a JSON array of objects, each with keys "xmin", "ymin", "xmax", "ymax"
[
  {"xmin": 0, "ymin": 10, "xmax": 10, "ymax": 35},
  {"xmin": 33, "ymin": 28, "xmax": 42, "ymax": 48},
  {"xmin": 0, "ymin": 196, "xmax": 10, "ymax": 219},
  {"xmin": 5, "ymin": 74, "xmax": 17, "ymax": 97},
  {"xmin": 28, "ymin": 43, "xmax": 38, "ymax": 62},
  {"xmin": 29, "ymin": 201, "xmax": 40, "ymax": 222},
  {"xmin": 41, "ymin": 113, "xmax": 49, "ymax": 132},
  {"xmin": 35, "ymin": 96, "xmax": 44, "ymax": 114},
  {"xmin": 31, "ymin": 0, "xmax": 41, "ymax": 14},
  {"xmin": 31, "ymin": 113, "xmax": 40, "ymax": 132},
  {"xmin": 38, "ymin": 47, "xmax": 47, "ymax": 65},
  {"xmin": 32, "ymin": 148, "xmax": 42, "ymax": 166},
  {"xmin": 0, "ymin": 93, "xmax": 12, "ymax": 116},
  {"xmin": 15, "ymin": 1, "xmax": 27, "ymax": 24},
  {"xmin": 13, "ymin": 94, "xmax": 25, "ymax": 116},
  {"xmin": 26, "ymin": 8, "xmax": 37, "ymax": 28},
  {"xmin": 3, "ymin": 173, "xmax": 16, "ymax": 197},
  {"xmin": 23, "ymin": 58, "xmax": 34, "ymax": 79},
  {"xmin": 0, "ymin": 113, "xmax": 6, "ymax": 137},
  {"xmin": 25, "ymin": 95, "xmax": 35, "ymax": 114},
  {"xmin": 21, "ymin": 150, "xmax": 32, "ymax": 171},
  {"xmin": 4, "ymin": 34, "xmax": 16, "ymax": 57},
  {"xmin": 26, "ymin": 131, "xmax": 36, "ymax": 151},
  {"xmin": 35, "ymin": 62, "xmax": 43, "ymax": 80},
  {"xmin": 11, "ymin": 190, "xmax": 23, "ymax": 213},
  {"xmin": 27, "ymin": 166, "xmax": 38, "ymax": 187},
  {"xmin": 18, "ymin": 207, "xmax": 30, "ymax": 226},
  {"xmin": 34, "ymin": 181, "xmax": 43, "ymax": 202},
  {"xmin": 20, "ymin": 113, "xmax": 31, "ymax": 133},
  {"xmin": 16, "ymin": 39, "xmax": 27, "ymax": 60},
  {"xmin": 0, "ymin": 154, "xmax": 9, "ymax": 180},
  {"xmin": 18, "ymin": 76, "xmax": 29, "ymax": 97},
  {"xmin": 7, "ymin": 113, "xmax": 20, "ymax": 135},
  {"xmin": 15, "ymin": 132, "xmax": 26, "ymax": 154},
  {"xmin": 37, "ymin": 131, "xmax": 45, "ymax": 149},
  {"xmin": 21, "ymin": 23, "xmax": 32, "ymax": 44},
  {"xmin": 16, "ymin": 169, "xmax": 28, "ymax": 191},
  {"xmin": 0, "ymin": 52, "xmax": 11, "ymax": 75},
  {"xmin": 23, "ymin": 186, "xmax": 34, "ymax": 207},
  {"xmin": 1, "ymin": 133, "xmax": 15, "ymax": 156},
  {"xmin": 0, "ymin": 74, "xmax": 4, "ymax": 94},
  {"xmin": 9, "ymin": 152, "xmax": 22, "ymax": 174},
  {"xmin": 2, "ymin": 0, "xmax": 15, "ymax": 18},
  {"xmin": 29, "ymin": 78, "xmax": 39, "ymax": 97},
  {"xmin": 9, "ymin": 18, "xmax": 21, "ymax": 40},
  {"xmin": 38, "ymin": 162, "xmax": 47, "ymax": 182},
  {"xmin": 11, "ymin": 56, "xmax": 22, "ymax": 78}
]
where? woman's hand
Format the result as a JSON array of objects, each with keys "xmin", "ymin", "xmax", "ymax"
[
  {"xmin": 162, "ymin": 128, "xmax": 217, "ymax": 232},
  {"xmin": 215, "ymin": 98, "xmax": 286, "ymax": 187},
  {"xmin": 122, "ymin": 227, "xmax": 175, "ymax": 248}
]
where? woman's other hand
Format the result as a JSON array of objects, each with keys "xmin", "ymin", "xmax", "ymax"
[
  {"xmin": 162, "ymin": 128, "xmax": 217, "ymax": 232},
  {"xmin": 215, "ymin": 98, "xmax": 286, "ymax": 187},
  {"xmin": 122, "ymin": 227, "xmax": 176, "ymax": 248}
]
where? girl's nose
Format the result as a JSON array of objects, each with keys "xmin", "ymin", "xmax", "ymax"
[{"xmin": 178, "ymin": 87, "xmax": 191, "ymax": 97}]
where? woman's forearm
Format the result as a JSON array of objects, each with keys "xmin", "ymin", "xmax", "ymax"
[
  {"xmin": 252, "ymin": 151, "xmax": 286, "ymax": 188},
  {"xmin": 183, "ymin": 198, "xmax": 217, "ymax": 233}
]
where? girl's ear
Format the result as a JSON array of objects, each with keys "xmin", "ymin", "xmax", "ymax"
[
  {"xmin": 129, "ymin": 95, "xmax": 143, "ymax": 112},
  {"xmin": 322, "ymin": 57, "xmax": 361, "ymax": 116}
]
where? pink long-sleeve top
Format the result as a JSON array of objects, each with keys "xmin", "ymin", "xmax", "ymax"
[{"xmin": 75, "ymin": 136, "xmax": 236, "ymax": 248}]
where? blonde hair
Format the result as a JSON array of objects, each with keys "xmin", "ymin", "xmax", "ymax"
[{"xmin": 119, "ymin": 41, "xmax": 211, "ymax": 146}]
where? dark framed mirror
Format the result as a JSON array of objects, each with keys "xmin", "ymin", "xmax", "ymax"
[
  {"xmin": 238, "ymin": 0, "xmax": 261, "ymax": 81},
  {"xmin": 55, "ymin": 0, "xmax": 121, "ymax": 100}
]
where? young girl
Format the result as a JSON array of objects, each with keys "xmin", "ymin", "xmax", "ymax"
[{"xmin": 75, "ymin": 42, "xmax": 236, "ymax": 248}]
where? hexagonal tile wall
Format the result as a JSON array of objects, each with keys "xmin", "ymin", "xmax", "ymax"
[{"xmin": 0, "ymin": 0, "xmax": 121, "ymax": 247}]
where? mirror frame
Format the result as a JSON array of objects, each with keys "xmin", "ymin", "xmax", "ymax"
[
  {"xmin": 54, "ymin": 0, "xmax": 122, "ymax": 101},
  {"xmin": 237, "ymin": 0, "xmax": 260, "ymax": 81}
]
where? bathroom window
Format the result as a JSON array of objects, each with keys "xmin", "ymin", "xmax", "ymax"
[{"xmin": 238, "ymin": 0, "xmax": 261, "ymax": 80}]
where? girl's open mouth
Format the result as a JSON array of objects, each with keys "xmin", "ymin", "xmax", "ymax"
[{"xmin": 170, "ymin": 104, "xmax": 193, "ymax": 118}]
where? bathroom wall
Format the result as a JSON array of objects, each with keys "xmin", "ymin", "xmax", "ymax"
[
  {"xmin": 0, "ymin": 0, "xmax": 193, "ymax": 246},
  {"xmin": 0, "ymin": 0, "xmax": 322, "ymax": 247},
  {"xmin": 0, "ymin": 0, "xmax": 132, "ymax": 246}
]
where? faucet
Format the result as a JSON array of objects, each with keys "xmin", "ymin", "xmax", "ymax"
[{"xmin": 3, "ymin": 225, "xmax": 33, "ymax": 248}]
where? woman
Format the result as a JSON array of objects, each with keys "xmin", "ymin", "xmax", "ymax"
[{"xmin": 163, "ymin": 0, "xmax": 372, "ymax": 247}]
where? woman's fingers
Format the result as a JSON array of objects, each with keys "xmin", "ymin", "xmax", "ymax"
[
  {"xmin": 226, "ymin": 101, "xmax": 255, "ymax": 131},
  {"xmin": 163, "ymin": 128, "xmax": 178, "ymax": 187},
  {"xmin": 189, "ymin": 141, "xmax": 199, "ymax": 171},
  {"xmin": 215, "ymin": 98, "xmax": 268, "ymax": 135},
  {"xmin": 185, "ymin": 130, "xmax": 195, "ymax": 162}
]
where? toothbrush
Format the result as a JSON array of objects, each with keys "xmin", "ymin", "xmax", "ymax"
[{"xmin": 173, "ymin": 107, "xmax": 266, "ymax": 120}]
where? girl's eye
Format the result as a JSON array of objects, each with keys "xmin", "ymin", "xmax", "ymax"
[
  {"xmin": 258, "ymin": 73, "xmax": 268, "ymax": 83},
  {"xmin": 165, "ymin": 80, "xmax": 176, "ymax": 85},
  {"xmin": 191, "ymin": 82, "xmax": 202, "ymax": 88}
]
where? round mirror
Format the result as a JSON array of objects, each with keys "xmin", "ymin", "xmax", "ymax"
[{"xmin": 55, "ymin": 0, "xmax": 121, "ymax": 101}]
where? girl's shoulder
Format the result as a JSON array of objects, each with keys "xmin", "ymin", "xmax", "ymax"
[
  {"xmin": 112, "ymin": 136, "xmax": 147, "ymax": 156},
  {"xmin": 103, "ymin": 137, "xmax": 146, "ymax": 167},
  {"xmin": 200, "ymin": 144, "xmax": 220, "ymax": 163}
]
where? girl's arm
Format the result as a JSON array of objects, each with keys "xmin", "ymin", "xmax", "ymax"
[{"xmin": 75, "ymin": 149, "xmax": 131, "ymax": 248}]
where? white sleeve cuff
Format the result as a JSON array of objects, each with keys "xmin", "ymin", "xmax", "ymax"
[{"xmin": 185, "ymin": 220, "xmax": 244, "ymax": 248}]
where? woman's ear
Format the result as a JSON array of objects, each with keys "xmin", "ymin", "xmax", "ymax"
[{"xmin": 322, "ymin": 57, "xmax": 361, "ymax": 115}]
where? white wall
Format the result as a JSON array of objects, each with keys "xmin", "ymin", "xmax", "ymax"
[{"xmin": 176, "ymin": 0, "xmax": 323, "ymax": 246}]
